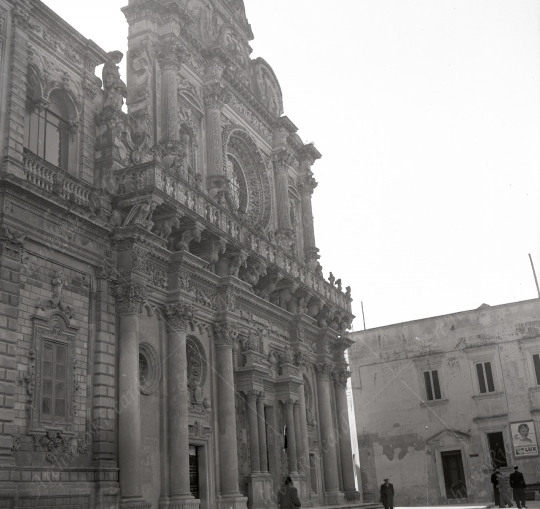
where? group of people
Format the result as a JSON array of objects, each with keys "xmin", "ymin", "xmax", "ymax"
[{"xmin": 491, "ymin": 465, "xmax": 529, "ymax": 509}]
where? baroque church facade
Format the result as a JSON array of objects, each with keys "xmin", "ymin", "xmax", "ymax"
[{"xmin": 0, "ymin": 1, "xmax": 361, "ymax": 509}]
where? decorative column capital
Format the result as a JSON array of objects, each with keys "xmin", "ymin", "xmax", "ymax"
[
  {"xmin": 203, "ymin": 82, "xmax": 230, "ymax": 109},
  {"xmin": 297, "ymin": 173, "xmax": 318, "ymax": 196},
  {"xmin": 157, "ymin": 42, "xmax": 187, "ymax": 71},
  {"xmin": 246, "ymin": 389, "xmax": 259, "ymax": 403},
  {"xmin": 272, "ymin": 150, "xmax": 294, "ymax": 176},
  {"xmin": 293, "ymin": 350, "xmax": 310, "ymax": 371},
  {"xmin": 114, "ymin": 282, "xmax": 148, "ymax": 315},
  {"xmin": 163, "ymin": 303, "xmax": 194, "ymax": 331},
  {"xmin": 284, "ymin": 399, "xmax": 296, "ymax": 410},
  {"xmin": 315, "ymin": 362, "xmax": 334, "ymax": 379},
  {"xmin": 213, "ymin": 322, "xmax": 238, "ymax": 347},
  {"xmin": 332, "ymin": 367, "xmax": 351, "ymax": 389},
  {"xmin": 256, "ymin": 390, "xmax": 266, "ymax": 403}
]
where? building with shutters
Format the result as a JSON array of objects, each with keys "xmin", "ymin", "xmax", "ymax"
[
  {"xmin": 348, "ymin": 298, "xmax": 540, "ymax": 506},
  {"xmin": 0, "ymin": 1, "xmax": 364, "ymax": 509}
]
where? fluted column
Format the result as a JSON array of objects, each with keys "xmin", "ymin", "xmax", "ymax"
[
  {"xmin": 247, "ymin": 390, "xmax": 261, "ymax": 473},
  {"xmin": 315, "ymin": 363, "xmax": 342, "ymax": 502},
  {"xmin": 164, "ymin": 304, "xmax": 199, "ymax": 508},
  {"xmin": 273, "ymin": 151, "xmax": 293, "ymax": 233},
  {"xmin": 115, "ymin": 283, "xmax": 150, "ymax": 508},
  {"xmin": 297, "ymin": 383, "xmax": 310, "ymax": 480},
  {"xmin": 214, "ymin": 323, "xmax": 245, "ymax": 504},
  {"xmin": 333, "ymin": 368, "xmax": 360, "ymax": 501},
  {"xmin": 204, "ymin": 79, "xmax": 229, "ymax": 182},
  {"xmin": 285, "ymin": 400, "xmax": 298, "ymax": 475},
  {"xmin": 298, "ymin": 174, "xmax": 318, "ymax": 267},
  {"xmin": 158, "ymin": 43, "xmax": 184, "ymax": 145},
  {"xmin": 257, "ymin": 393, "xmax": 269, "ymax": 473}
]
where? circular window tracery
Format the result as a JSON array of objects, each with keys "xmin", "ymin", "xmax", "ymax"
[
  {"xmin": 225, "ymin": 154, "xmax": 248, "ymax": 213},
  {"xmin": 139, "ymin": 342, "xmax": 161, "ymax": 395}
]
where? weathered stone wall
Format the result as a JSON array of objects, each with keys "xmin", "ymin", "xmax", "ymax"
[{"xmin": 349, "ymin": 298, "xmax": 540, "ymax": 505}]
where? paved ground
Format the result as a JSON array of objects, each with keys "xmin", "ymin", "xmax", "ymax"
[{"xmin": 395, "ymin": 502, "xmax": 540, "ymax": 509}]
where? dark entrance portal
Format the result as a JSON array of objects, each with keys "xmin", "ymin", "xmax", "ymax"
[
  {"xmin": 189, "ymin": 445, "xmax": 199, "ymax": 499},
  {"xmin": 441, "ymin": 450, "xmax": 467, "ymax": 499}
]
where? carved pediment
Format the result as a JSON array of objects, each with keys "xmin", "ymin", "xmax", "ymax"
[{"xmin": 426, "ymin": 429, "xmax": 471, "ymax": 446}]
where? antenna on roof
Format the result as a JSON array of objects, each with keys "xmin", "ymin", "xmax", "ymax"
[
  {"xmin": 361, "ymin": 301, "xmax": 366, "ymax": 330},
  {"xmin": 528, "ymin": 254, "xmax": 540, "ymax": 298}
]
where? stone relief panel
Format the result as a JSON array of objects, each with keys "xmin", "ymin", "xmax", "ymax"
[
  {"xmin": 235, "ymin": 392, "xmax": 249, "ymax": 494},
  {"xmin": 186, "ymin": 335, "xmax": 211, "ymax": 413}
]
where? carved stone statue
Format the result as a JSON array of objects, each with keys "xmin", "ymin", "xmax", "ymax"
[
  {"xmin": 335, "ymin": 278, "xmax": 342, "ymax": 291},
  {"xmin": 152, "ymin": 216, "xmax": 181, "ymax": 242},
  {"xmin": 270, "ymin": 286, "xmax": 294, "ymax": 309},
  {"xmin": 123, "ymin": 200, "xmax": 157, "ymax": 231},
  {"xmin": 199, "ymin": 240, "xmax": 226, "ymax": 271},
  {"xmin": 228, "ymin": 252, "xmax": 247, "ymax": 277},
  {"xmin": 240, "ymin": 261, "xmax": 267, "ymax": 288},
  {"xmin": 103, "ymin": 51, "xmax": 127, "ymax": 112},
  {"xmin": 173, "ymin": 227, "xmax": 202, "ymax": 252},
  {"xmin": 345, "ymin": 286, "xmax": 351, "ymax": 299},
  {"xmin": 256, "ymin": 273, "xmax": 282, "ymax": 301},
  {"xmin": 328, "ymin": 272, "xmax": 335, "ymax": 286}
]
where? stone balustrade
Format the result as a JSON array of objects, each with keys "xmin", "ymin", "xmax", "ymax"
[
  {"xmin": 113, "ymin": 163, "xmax": 352, "ymax": 314},
  {"xmin": 23, "ymin": 150, "xmax": 93, "ymax": 209}
]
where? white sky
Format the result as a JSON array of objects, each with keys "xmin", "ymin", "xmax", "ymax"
[{"xmin": 42, "ymin": 0, "xmax": 540, "ymax": 329}]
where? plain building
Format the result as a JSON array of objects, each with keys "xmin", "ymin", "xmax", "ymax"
[{"xmin": 348, "ymin": 299, "xmax": 540, "ymax": 506}]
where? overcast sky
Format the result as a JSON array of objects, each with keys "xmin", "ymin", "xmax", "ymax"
[{"xmin": 42, "ymin": 0, "xmax": 540, "ymax": 329}]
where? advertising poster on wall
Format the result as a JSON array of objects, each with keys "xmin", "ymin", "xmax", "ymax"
[{"xmin": 510, "ymin": 421, "xmax": 538, "ymax": 457}]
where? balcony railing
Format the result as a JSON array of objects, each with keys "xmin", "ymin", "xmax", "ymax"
[{"xmin": 23, "ymin": 150, "xmax": 93, "ymax": 209}]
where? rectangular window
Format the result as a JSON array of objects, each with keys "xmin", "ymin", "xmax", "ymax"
[
  {"xmin": 475, "ymin": 361, "xmax": 495, "ymax": 393},
  {"xmin": 424, "ymin": 370, "xmax": 442, "ymax": 400},
  {"xmin": 41, "ymin": 341, "xmax": 67, "ymax": 423},
  {"xmin": 533, "ymin": 354, "xmax": 540, "ymax": 386},
  {"xmin": 487, "ymin": 431, "xmax": 508, "ymax": 468}
]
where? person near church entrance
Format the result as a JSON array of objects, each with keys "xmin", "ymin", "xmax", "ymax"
[
  {"xmin": 492, "ymin": 467, "xmax": 502, "ymax": 506},
  {"xmin": 509, "ymin": 465, "xmax": 528, "ymax": 509},
  {"xmin": 380, "ymin": 478, "xmax": 394, "ymax": 509},
  {"xmin": 278, "ymin": 477, "xmax": 301, "ymax": 509},
  {"xmin": 496, "ymin": 470, "xmax": 514, "ymax": 508}
]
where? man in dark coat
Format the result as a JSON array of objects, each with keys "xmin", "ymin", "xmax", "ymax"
[
  {"xmin": 380, "ymin": 478, "xmax": 394, "ymax": 509},
  {"xmin": 509, "ymin": 465, "xmax": 527, "ymax": 509},
  {"xmin": 492, "ymin": 467, "xmax": 501, "ymax": 506},
  {"xmin": 278, "ymin": 477, "xmax": 301, "ymax": 509}
]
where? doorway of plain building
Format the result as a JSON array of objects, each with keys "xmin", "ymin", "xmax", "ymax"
[
  {"xmin": 189, "ymin": 445, "xmax": 200, "ymax": 499},
  {"xmin": 441, "ymin": 450, "xmax": 468, "ymax": 500}
]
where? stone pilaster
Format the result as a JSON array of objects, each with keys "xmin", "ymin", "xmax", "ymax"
[
  {"xmin": 257, "ymin": 393, "xmax": 268, "ymax": 473},
  {"xmin": 0, "ymin": 230, "xmax": 22, "ymax": 466},
  {"xmin": 297, "ymin": 382, "xmax": 312, "ymax": 506},
  {"xmin": 285, "ymin": 399, "xmax": 298, "ymax": 475},
  {"xmin": 273, "ymin": 151, "xmax": 293, "ymax": 233},
  {"xmin": 204, "ymin": 72, "xmax": 229, "ymax": 191},
  {"xmin": 297, "ymin": 174, "xmax": 318, "ymax": 268},
  {"xmin": 247, "ymin": 390, "xmax": 261, "ymax": 473},
  {"xmin": 115, "ymin": 282, "xmax": 151, "ymax": 509},
  {"xmin": 332, "ymin": 368, "xmax": 361, "ymax": 502},
  {"xmin": 315, "ymin": 362, "xmax": 344, "ymax": 505},
  {"xmin": 214, "ymin": 322, "xmax": 248, "ymax": 509},
  {"xmin": 158, "ymin": 43, "xmax": 184, "ymax": 147},
  {"xmin": 162, "ymin": 303, "xmax": 200, "ymax": 509}
]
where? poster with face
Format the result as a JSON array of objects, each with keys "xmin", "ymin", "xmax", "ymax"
[{"xmin": 510, "ymin": 421, "xmax": 538, "ymax": 457}]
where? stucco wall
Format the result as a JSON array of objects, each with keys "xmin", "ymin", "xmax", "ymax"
[{"xmin": 349, "ymin": 299, "xmax": 540, "ymax": 505}]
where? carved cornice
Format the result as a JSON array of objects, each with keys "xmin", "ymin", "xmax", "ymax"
[
  {"xmin": 113, "ymin": 282, "xmax": 148, "ymax": 315},
  {"xmin": 163, "ymin": 303, "xmax": 194, "ymax": 331},
  {"xmin": 214, "ymin": 322, "xmax": 238, "ymax": 347}
]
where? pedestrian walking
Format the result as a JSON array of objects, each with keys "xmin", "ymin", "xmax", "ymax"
[
  {"xmin": 380, "ymin": 478, "xmax": 394, "ymax": 509},
  {"xmin": 278, "ymin": 477, "xmax": 301, "ymax": 509},
  {"xmin": 509, "ymin": 465, "xmax": 528, "ymax": 509},
  {"xmin": 496, "ymin": 470, "xmax": 514, "ymax": 508},
  {"xmin": 492, "ymin": 467, "xmax": 501, "ymax": 506}
]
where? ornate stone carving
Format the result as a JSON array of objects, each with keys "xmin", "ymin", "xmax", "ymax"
[
  {"xmin": 132, "ymin": 247, "xmax": 168, "ymax": 289},
  {"xmin": 203, "ymin": 82, "xmax": 230, "ymax": 110},
  {"xmin": 34, "ymin": 431, "xmax": 72, "ymax": 463},
  {"xmin": 171, "ymin": 225, "xmax": 202, "ymax": 252},
  {"xmin": 214, "ymin": 323, "xmax": 238, "ymax": 347},
  {"xmin": 187, "ymin": 336, "xmax": 207, "ymax": 406},
  {"xmin": 164, "ymin": 303, "xmax": 194, "ymax": 331},
  {"xmin": 279, "ymin": 346, "xmax": 294, "ymax": 366},
  {"xmin": 332, "ymin": 367, "xmax": 351, "ymax": 388},
  {"xmin": 239, "ymin": 259, "xmax": 267, "ymax": 288},
  {"xmin": 36, "ymin": 271, "xmax": 73, "ymax": 318},
  {"xmin": 227, "ymin": 251, "xmax": 248, "ymax": 277},
  {"xmin": 294, "ymin": 350, "xmax": 309, "ymax": 371},
  {"xmin": 315, "ymin": 362, "xmax": 334, "ymax": 377},
  {"xmin": 114, "ymin": 282, "xmax": 148, "ymax": 315},
  {"xmin": 102, "ymin": 51, "xmax": 127, "ymax": 113},
  {"xmin": 139, "ymin": 342, "xmax": 161, "ymax": 395},
  {"xmin": 157, "ymin": 42, "xmax": 186, "ymax": 71},
  {"xmin": 152, "ymin": 216, "xmax": 181, "ymax": 242},
  {"xmin": 122, "ymin": 200, "xmax": 158, "ymax": 231}
]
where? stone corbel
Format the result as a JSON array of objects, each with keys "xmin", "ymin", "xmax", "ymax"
[
  {"xmin": 254, "ymin": 272, "xmax": 282, "ymax": 301},
  {"xmin": 170, "ymin": 222, "xmax": 203, "ymax": 252},
  {"xmin": 269, "ymin": 282, "xmax": 298, "ymax": 310},
  {"xmin": 239, "ymin": 258, "xmax": 267, "ymax": 289},
  {"xmin": 226, "ymin": 250, "xmax": 248, "ymax": 277}
]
